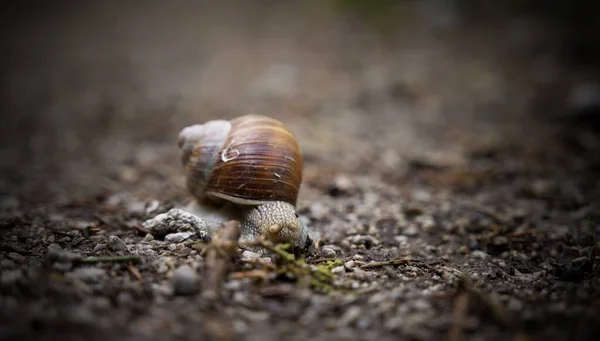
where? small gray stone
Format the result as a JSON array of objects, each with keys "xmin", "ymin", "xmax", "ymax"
[
  {"xmin": 332, "ymin": 266, "xmax": 345, "ymax": 275},
  {"xmin": 1, "ymin": 269, "xmax": 23, "ymax": 285},
  {"xmin": 329, "ymin": 174, "xmax": 354, "ymax": 196},
  {"xmin": 403, "ymin": 225, "xmax": 419, "ymax": 236},
  {"xmin": 168, "ymin": 243, "xmax": 177, "ymax": 251},
  {"xmin": 143, "ymin": 208, "xmax": 208, "ymax": 237},
  {"xmin": 91, "ymin": 243, "xmax": 106, "ymax": 254},
  {"xmin": 338, "ymin": 305, "xmax": 362, "ymax": 326},
  {"xmin": 46, "ymin": 243, "xmax": 82, "ymax": 262},
  {"xmin": 241, "ymin": 250, "xmax": 262, "ymax": 260},
  {"xmin": 7, "ymin": 252, "xmax": 25, "ymax": 263},
  {"xmin": 172, "ymin": 265, "xmax": 198, "ymax": 296},
  {"xmin": 352, "ymin": 268, "xmax": 368, "ymax": 280},
  {"xmin": 345, "ymin": 234, "xmax": 381, "ymax": 247},
  {"xmin": 164, "ymin": 232, "xmax": 195, "ymax": 243},
  {"xmin": 108, "ymin": 235, "xmax": 128, "ymax": 252},
  {"xmin": 145, "ymin": 200, "xmax": 161, "ymax": 214},
  {"xmin": 492, "ymin": 236, "xmax": 509, "ymax": 246},
  {"xmin": 68, "ymin": 267, "xmax": 107, "ymax": 282},
  {"xmin": 471, "ymin": 250, "xmax": 489, "ymax": 260},
  {"xmin": 143, "ymin": 233, "xmax": 154, "ymax": 241},
  {"xmin": 395, "ymin": 235, "xmax": 408, "ymax": 245},
  {"xmin": 344, "ymin": 260, "xmax": 355, "ymax": 269},
  {"xmin": 321, "ymin": 247, "xmax": 336, "ymax": 258}
]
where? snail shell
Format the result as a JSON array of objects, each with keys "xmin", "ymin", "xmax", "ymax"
[{"xmin": 177, "ymin": 114, "xmax": 303, "ymax": 207}]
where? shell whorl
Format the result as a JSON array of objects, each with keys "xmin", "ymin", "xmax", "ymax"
[
  {"xmin": 178, "ymin": 115, "xmax": 303, "ymax": 207},
  {"xmin": 178, "ymin": 119, "xmax": 231, "ymax": 203}
]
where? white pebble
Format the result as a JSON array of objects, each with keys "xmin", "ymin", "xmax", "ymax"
[
  {"xmin": 331, "ymin": 266, "xmax": 345, "ymax": 275},
  {"xmin": 471, "ymin": 250, "xmax": 489, "ymax": 260}
]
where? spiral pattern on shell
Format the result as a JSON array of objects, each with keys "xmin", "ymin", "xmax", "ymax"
[{"xmin": 177, "ymin": 114, "xmax": 303, "ymax": 207}]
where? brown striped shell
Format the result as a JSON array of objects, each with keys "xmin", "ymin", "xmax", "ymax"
[{"xmin": 177, "ymin": 114, "xmax": 303, "ymax": 207}]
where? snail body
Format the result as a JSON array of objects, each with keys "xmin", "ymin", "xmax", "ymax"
[{"xmin": 177, "ymin": 114, "xmax": 309, "ymax": 251}]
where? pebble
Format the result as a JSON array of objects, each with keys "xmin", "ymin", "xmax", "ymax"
[
  {"xmin": 321, "ymin": 247, "xmax": 336, "ymax": 258},
  {"xmin": 168, "ymin": 244, "xmax": 178, "ymax": 251},
  {"xmin": 144, "ymin": 233, "xmax": 154, "ymax": 241},
  {"xmin": 338, "ymin": 305, "xmax": 362, "ymax": 326},
  {"xmin": 411, "ymin": 299, "xmax": 431, "ymax": 311},
  {"xmin": 403, "ymin": 225, "xmax": 419, "ymax": 236},
  {"xmin": 145, "ymin": 200, "xmax": 161, "ymax": 214},
  {"xmin": 571, "ymin": 256, "xmax": 589, "ymax": 268},
  {"xmin": 471, "ymin": 250, "xmax": 489, "ymax": 260},
  {"xmin": 344, "ymin": 260, "xmax": 355, "ymax": 269},
  {"xmin": 164, "ymin": 232, "xmax": 195, "ymax": 243},
  {"xmin": 352, "ymin": 268, "xmax": 368, "ymax": 280},
  {"xmin": 241, "ymin": 250, "xmax": 262, "ymax": 260},
  {"xmin": 328, "ymin": 174, "xmax": 354, "ymax": 196},
  {"xmin": 345, "ymin": 235, "xmax": 381, "ymax": 247},
  {"xmin": 172, "ymin": 265, "xmax": 198, "ymax": 296},
  {"xmin": 127, "ymin": 201, "xmax": 147, "ymax": 215},
  {"xmin": 1, "ymin": 269, "xmax": 23, "ymax": 285},
  {"xmin": 143, "ymin": 208, "xmax": 208, "ymax": 237},
  {"xmin": 67, "ymin": 267, "xmax": 107, "ymax": 282},
  {"xmin": 117, "ymin": 292, "xmax": 134, "ymax": 306},
  {"xmin": 528, "ymin": 179, "xmax": 556, "ymax": 198},
  {"xmin": 403, "ymin": 204, "xmax": 424, "ymax": 217},
  {"xmin": 415, "ymin": 215, "xmax": 435, "ymax": 230},
  {"xmin": 331, "ymin": 266, "xmax": 345, "ymax": 275},
  {"xmin": 1, "ymin": 259, "xmax": 15, "ymax": 268},
  {"xmin": 46, "ymin": 243, "xmax": 81, "ymax": 262},
  {"xmin": 91, "ymin": 243, "xmax": 106, "ymax": 254},
  {"xmin": 7, "ymin": 252, "xmax": 25, "ymax": 263},
  {"xmin": 492, "ymin": 236, "xmax": 509, "ymax": 246},
  {"xmin": 310, "ymin": 203, "xmax": 329, "ymax": 220},
  {"xmin": 108, "ymin": 235, "xmax": 128, "ymax": 252},
  {"xmin": 395, "ymin": 235, "xmax": 408, "ymax": 245}
]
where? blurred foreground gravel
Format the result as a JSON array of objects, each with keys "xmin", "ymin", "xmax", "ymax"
[{"xmin": 1, "ymin": 1, "xmax": 599, "ymax": 341}]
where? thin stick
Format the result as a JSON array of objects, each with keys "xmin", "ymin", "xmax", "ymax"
[
  {"xmin": 459, "ymin": 276, "xmax": 511, "ymax": 327},
  {"xmin": 132, "ymin": 223, "xmax": 152, "ymax": 235},
  {"xmin": 127, "ymin": 264, "xmax": 143, "ymax": 280},
  {"xmin": 77, "ymin": 255, "xmax": 141, "ymax": 264},
  {"xmin": 202, "ymin": 220, "xmax": 241, "ymax": 300},
  {"xmin": 447, "ymin": 291, "xmax": 469, "ymax": 341},
  {"xmin": 360, "ymin": 257, "xmax": 413, "ymax": 269},
  {"xmin": 231, "ymin": 269, "xmax": 270, "ymax": 280}
]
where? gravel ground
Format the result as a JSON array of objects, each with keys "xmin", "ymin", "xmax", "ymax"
[{"xmin": 1, "ymin": 2, "xmax": 600, "ymax": 341}]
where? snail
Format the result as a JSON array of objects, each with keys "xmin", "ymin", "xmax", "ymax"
[{"xmin": 177, "ymin": 114, "xmax": 311, "ymax": 252}]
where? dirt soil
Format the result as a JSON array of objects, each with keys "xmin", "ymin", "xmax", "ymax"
[{"xmin": 1, "ymin": 2, "xmax": 600, "ymax": 341}]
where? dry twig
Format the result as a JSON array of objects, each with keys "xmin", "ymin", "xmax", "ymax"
[
  {"xmin": 231, "ymin": 269, "xmax": 271, "ymax": 280},
  {"xmin": 127, "ymin": 264, "xmax": 143, "ymax": 280},
  {"xmin": 360, "ymin": 257, "xmax": 434, "ymax": 270},
  {"xmin": 459, "ymin": 276, "xmax": 511, "ymax": 327},
  {"xmin": 77, "ymin": 255, "xmax": 141, "ymax": 264},
  {"xmin": 132, "ymin": 223, "xmax": 152, "ymax": 235},
  {"xmin": 202, "ymin": 220, "xmax": 241, "ymax": 300},
  {"xmin": 447, "ymin": 291, "xmax": 469, "ymax": 341}
]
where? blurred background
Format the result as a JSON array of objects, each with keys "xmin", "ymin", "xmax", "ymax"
[{"xmin": 1, "ymin": 0, "xmax": 599, "ymax": 205}]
